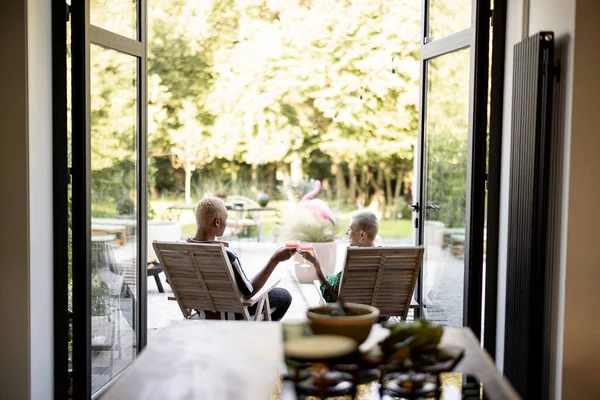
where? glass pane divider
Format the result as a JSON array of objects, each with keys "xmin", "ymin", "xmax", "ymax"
[
  {"xmin": 421, "ymin": 27, "xmax": 473, "ymax": 60},
  {"xmin": 89, "ymin": 25, "xmax": 144, "ymax": 58}
]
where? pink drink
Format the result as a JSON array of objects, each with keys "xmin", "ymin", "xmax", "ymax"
[
  {"xmin": 299, "ymin": 243, "xmax": 313, "ymax": 251},
  {"xmin": 285, "ymin": 240, "xmax": 300, "ymax": 249}
]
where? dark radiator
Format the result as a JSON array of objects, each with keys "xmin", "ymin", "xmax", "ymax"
[{"xmin": 504, "ymin": 32, "xmax": 555, "ymax": 398}]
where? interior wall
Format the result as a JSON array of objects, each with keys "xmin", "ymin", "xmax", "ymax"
[
  {"xmin": 0, "ymin": 0, "xmax": 55, "ymax": 398},
  {"xmin": 0, "ymin": 0, "xmax": 32, "ymax": 398},
  {"xmin": 497, "ymin": 0, "xmax": 600, "ymax": 399},
  {"xmin": 27, "ymin": 0, "xmax": 55, "ymax": 396},
  {"xmin": 561, "ymin": 0, "xmax": 600, "ymax": 397},
  {"xmin": 498, "ymin": 0, "xmax": 576, "ymax": 395}
]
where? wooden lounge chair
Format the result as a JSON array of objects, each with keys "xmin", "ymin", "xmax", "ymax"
[
  {"xmin": 152, "ymin": 240, "xmax": 279, "ymax": 321},
  {"xmin": 314, "ymin": 246, "xmax": 424, "ymax": 320}
]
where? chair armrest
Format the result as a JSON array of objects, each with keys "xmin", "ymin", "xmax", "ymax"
[
  {"xmin": 243, "ymin": 277, "xmax": 281, "ymax": 306},
  {"xmin": 313, "ymin": 280, "xmax": 326, "ymax": 305},
  {"xmin": 410, "ymin": 298, "xmax": 419, "ymax": 308}
]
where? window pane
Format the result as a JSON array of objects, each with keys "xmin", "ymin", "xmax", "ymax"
[
  {"xmin": 90, "ymin": 0, "xmax": 137, "ymax": 40},
  {"xmin": 422, "ymin": 48, "xmax": 470, "ymax": 327},
  {"xmin": 90, "ymin": 44, "xmax": 138, "ymax": 394},
  {"xmin": 428, "ymin": 0, "xmax": 471, "ymax": 40}
]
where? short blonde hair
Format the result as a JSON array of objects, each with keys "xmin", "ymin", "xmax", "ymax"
[
  {"xmin": 194, "ymin": 197, "xmax": 228, "ymax": 230},
  {"xmin": 351, "ymin": 210, "xmax": 379, "ymax": 239}
]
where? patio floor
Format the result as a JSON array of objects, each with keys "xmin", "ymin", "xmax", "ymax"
[{"xmin": 91, "ymin": 237, "xmax": 465, "ymax": 393}]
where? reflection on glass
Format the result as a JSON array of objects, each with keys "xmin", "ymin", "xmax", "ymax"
[
  {"xmin": 422, "ymin": 49, "xmax": 470, "ymax": 327},
  {"xmin": 428, "ymin": 0, "xmax": 471, "ymax": 41},
  {"xmin": 90, "ymin": 44, "xmax": 138, "ymax": 394},
  {"xmin": 90, "ymin": 0, "xmax": 137, "ymax": 40}
]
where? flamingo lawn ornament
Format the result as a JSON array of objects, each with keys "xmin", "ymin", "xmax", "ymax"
[{"xmin": 302, "ymin": 180, "xmax": 335, "ymax": 225}]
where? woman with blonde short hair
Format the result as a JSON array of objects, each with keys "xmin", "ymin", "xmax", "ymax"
[{"xmin": 187, "ymin": 197, "xmax": 295, "ymax": 320}]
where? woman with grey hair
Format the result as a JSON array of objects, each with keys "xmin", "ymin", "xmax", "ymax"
[{"xmin": 298, "ymin": 210, "xmax": 379, "ymax": 302}]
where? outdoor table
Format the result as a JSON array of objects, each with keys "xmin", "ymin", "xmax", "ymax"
[
  {"xmin": 101, "ymin": 321, "xmax": 520, "ymax": 400},
  {"xmin": 91, "ymin": 223, "xmax": 127, "ymax": 246},
  {"xmin": 163, "ymin": 203, "xmax": 194, "ymax": 222},
  {"xmin": 230, "ymin": 206, "xmax": 281, "ymax": 241},
  {"xmin": 166, "ymin": 203, "xmax": 280, "ymax": 241}
]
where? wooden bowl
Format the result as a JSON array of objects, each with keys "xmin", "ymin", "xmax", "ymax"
[{"xmin": 307, "ymin": 303, "xmax": 380, "ymax": 345}]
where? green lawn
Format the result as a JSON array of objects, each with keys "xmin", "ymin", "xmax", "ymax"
[
  {"xmin": 180, "ymin": 217, "xmax": 413, "ymax": 241},
  {"xmin": 152, "ymin": 197, "xmax": 414, "ymax": 241},
  {"xmin": 334, "ymin": 218, "xmax": 413, "ymax": 240}
]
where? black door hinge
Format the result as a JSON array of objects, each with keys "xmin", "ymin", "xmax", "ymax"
[
  {"xmin": 65, "ymin": 3, "xmax": 71, "ymax": 23},
  {"xmin": 490, "ymin": 9, "xmax": 494, "ymax": 26},
  {"xmin": 67, "ymin": 166, "xmax": 72, "ymax": 185}
]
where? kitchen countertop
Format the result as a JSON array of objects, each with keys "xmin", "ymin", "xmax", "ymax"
[{"xmin": 101, "ymin": 320, "xmax": 520, "ymax": 400}]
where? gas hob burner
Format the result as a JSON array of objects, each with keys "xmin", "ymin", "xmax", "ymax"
[
  {"xmin": 293, "ymin": 363, "xmax": 357, "ymax": 399},
  {"xmin": 380, "ymin": 371, "xmax": 440, "ymax": 399}
]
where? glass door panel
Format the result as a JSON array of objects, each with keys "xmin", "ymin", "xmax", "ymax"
[
  {"xmin": 90, "ymin": 44, "xmax": 138, "ymax": 394},
  {"xmin": 90, "ymin": 0, "xmax": 138, "ymax": 40},
  {"xmin": 422, "ymin": 48, "xmax": 470, "ymax": 327},
  {"xmin": 428, "ymin": 0, "xmax": 472, "ymax": 40}
]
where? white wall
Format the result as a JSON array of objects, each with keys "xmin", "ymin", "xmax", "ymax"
[
  {"xmin": 0, "ymin": 0, "xmax": 55, "ymax": 398},
  {"xmin": 499, "ymin": 0, "xmax": 600, "ymax": 398},
  {"xmin": 526, "ymin": 4, "xmax": 576, "ymax": 399},
  {"xmin": 498, "ymin": 2, "xmax": 576, "ymax": 398},
  {"xmin": 27, "ymin": 0, "xmax": 55, "ymax": 396}
]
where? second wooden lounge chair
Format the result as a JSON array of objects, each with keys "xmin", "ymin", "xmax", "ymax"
[
  {"xmin": 314, "ymin": 246, "xmax": 424, "ymax": 320},
  {"xmin": 152, "ymin": 241, "xmax": 279, "ymax": 321}
]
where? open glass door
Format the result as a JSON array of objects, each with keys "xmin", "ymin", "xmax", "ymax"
[
  {"xmin": 71, "ymin": 0, "xmax": 147, "ymax": 397},
  {"xmin": 414, "ymin": 0, "xmax": 490, "ymax": 333}
]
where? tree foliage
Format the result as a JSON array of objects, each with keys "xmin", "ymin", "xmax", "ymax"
[{"xmin": 87, "ymin": 0, "xmax": 469, "ymax": 226}]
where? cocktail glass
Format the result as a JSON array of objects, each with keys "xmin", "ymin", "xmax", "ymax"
[
  {"xmin": 298, "ymin": 243, "xmax": 313, "ymax": 268},
  {"xmin": 299, "ymin": 242, "xmax": 313, "ymax": 251},
  {"xmin": 285, "ymin": 240, "xmax": 300, "ymax": 249}
]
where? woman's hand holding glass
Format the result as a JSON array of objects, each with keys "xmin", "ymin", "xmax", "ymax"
[{"xmin": 297, "ymin": 244, "xmax": 319, "ymax": 267}]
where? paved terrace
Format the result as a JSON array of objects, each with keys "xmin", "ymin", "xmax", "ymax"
[{"xmin": 91, "ymin": 238, "xmax": 465, "ymax": 393}]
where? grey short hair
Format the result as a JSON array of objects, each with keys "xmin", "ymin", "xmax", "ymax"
[
  {"xmin": 194, "ymin": 197, "xmax": 228, "ymax": 230},
  {"xmin": 351, "ymin": 210, "xmax": 379, "ymax": 239}
]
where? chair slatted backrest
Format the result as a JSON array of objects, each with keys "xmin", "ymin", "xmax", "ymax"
[
  {"xmin": 338, "ymin": 246, "xmax": 424, "ymax": 319},
  {"xmin": 152, "ymin": 241, "xmax": 246, "ymax": 318}
]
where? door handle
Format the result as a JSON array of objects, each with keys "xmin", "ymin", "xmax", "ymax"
[
  {"xmin": 408, "ymin": 202, "xmax": 419, "ymax": 212},
  {"xmin": 426, "ymin": 204, "xmax": 440, "ymax": 211}
]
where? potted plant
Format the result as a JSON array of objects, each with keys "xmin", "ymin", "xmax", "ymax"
[{"xmin": 277, "ymin": 207, "xmax": 338, "ymax": 283}]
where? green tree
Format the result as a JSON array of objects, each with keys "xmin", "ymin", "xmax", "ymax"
[
  {"xmin": 206, "ymin": 0, "xmax": 421, "ymax": 208},
  {"xmin": 148, "ymin": 0, "xmax": 217, "ymax": 202}
]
